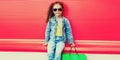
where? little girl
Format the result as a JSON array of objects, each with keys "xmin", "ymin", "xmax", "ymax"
[{"xmin": 43, "ymin": 1, "xmax": 75, "ymax": 60}]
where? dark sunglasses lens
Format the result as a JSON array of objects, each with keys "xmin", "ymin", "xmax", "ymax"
[
  {"xmin": 58, "ymin": 8, "xmax": 62, "ymax": 11},
  {"xmin": 53, "ymin": 8, "xmax": 63, "ymax": 11},
  {"xmin": 53, "ymin": 9, "xmax": 57, "ymax": 11}
]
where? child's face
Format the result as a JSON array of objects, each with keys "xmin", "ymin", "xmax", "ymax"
[{"xmin": 53, "ymin": 4, "xmax": 63, "ymax": 17}]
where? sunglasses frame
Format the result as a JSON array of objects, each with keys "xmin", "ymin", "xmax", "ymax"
[{"xmin": 53, "ymin": 8, "xmax": 63, "ymax": 12}]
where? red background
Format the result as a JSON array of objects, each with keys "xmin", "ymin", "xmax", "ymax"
[
  {"xmin": 0, "ymin": 0, "xmax": 120, "ymax": 40},
  {"xmin": 0, "ymin": 0, "xmax": 120, "ymax": 53}
]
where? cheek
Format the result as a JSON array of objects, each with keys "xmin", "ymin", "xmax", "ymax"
[
  {"xmin": 59, "ymin": 11, "xmax": 63, "ymax": 14},
  {"xmin": 53, "ymin": 11, "xmax": 56, "ymax": 13}
]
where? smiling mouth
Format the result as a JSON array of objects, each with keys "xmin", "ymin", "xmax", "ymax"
[{"xmin": 56, "ymin": 13, "xmax": 60, "ymax": 14}]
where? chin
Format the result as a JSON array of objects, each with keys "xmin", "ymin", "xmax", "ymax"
[{"xmin": 55, "ymin": 14, "xmax": 61, "ymax": 17}]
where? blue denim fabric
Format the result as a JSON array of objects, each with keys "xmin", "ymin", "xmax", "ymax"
[
  {"xmin": 47, "ymin": 37, "xmax": 65, "ymax": 60},
  {"xmin": 45, "ymin": 16, "xmax": 73, "ymax": 44}
]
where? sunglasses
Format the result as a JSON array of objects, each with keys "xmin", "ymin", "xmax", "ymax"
[{"xmin": 53, "ymin": 8, "xmax": 63, "ymax": 11}]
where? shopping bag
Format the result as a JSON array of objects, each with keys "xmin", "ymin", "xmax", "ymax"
[{"xmin": 62, "ymin": 47, "xmax": 87, "ymax": 60}]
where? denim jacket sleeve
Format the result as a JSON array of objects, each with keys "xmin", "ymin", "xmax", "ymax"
[
  {"xmin": 45, "ymin": 20, "xmax": 51, "ymax": 43},
  {"xmin": 65, "ymin": 18, "xmax": 73, "ymax": 44}
]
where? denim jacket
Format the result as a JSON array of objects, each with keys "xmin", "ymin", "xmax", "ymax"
[{"xmin": 45, "ymin": 16, "xmax": 73, "ymax": 44}]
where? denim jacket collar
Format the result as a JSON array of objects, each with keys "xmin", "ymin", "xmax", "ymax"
[{"xmin": 52, "ymin": 16, "xmax": 65, "ymax": 23}]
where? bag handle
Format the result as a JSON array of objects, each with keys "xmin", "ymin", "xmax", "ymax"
[
  {"xmin": 69, "ymin": 46, "xmax": 79, "ymax": 60},
  {"xmin": 69, "ymin": 46, "xmax": 79, "ymax": 55}
]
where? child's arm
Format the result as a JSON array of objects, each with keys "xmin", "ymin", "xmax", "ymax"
[
  {"xmin": 65, "ymin": 19, "xmax": 74, "ymax": 44},
  {"xmin": 45, "ymin": 20, "xmax": 51, "ymax": 43}
]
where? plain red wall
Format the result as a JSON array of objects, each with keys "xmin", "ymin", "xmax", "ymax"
[{"xmin": 0, "ymin": 0, "xmax": 120, "ymax": 40}]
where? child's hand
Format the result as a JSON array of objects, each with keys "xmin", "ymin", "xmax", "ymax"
[
  {"xmin": 43, "ymin": 42, "xmax": 48, "ymax": 46},
  {"xmin": 70, "ymin": 43, "xmax": 75, "ymax": 47}
]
